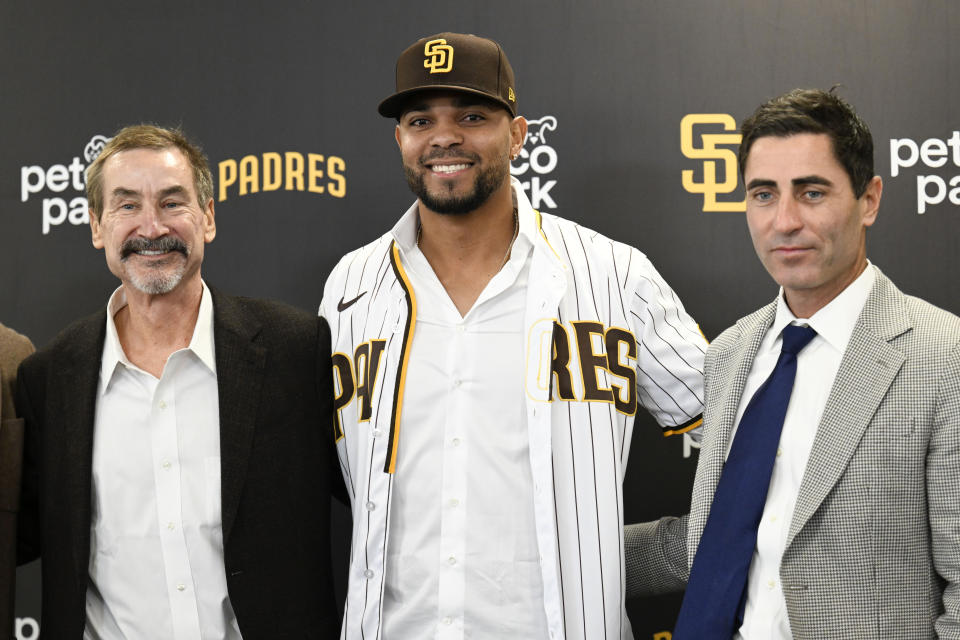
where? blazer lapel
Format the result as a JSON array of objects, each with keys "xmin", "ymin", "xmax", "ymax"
[
  {"xmin": 57, "ymin": 312, "xmax": 106, "ymax": 585},
  {"xmin": 787, "ymin": 271, "xmax": 910, "ymax": 547},
  {"xmin": 689, "ymin": 302, "xmax": 776, "ymax": 549},
  {"xmin": 210, "ymin": 290, "xmax": 266, "ymax": 542}
]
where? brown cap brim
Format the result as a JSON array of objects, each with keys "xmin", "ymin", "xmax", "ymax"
[{"xmin": 378, "ymin": 85, "xmax": 516, "ymax": 119}]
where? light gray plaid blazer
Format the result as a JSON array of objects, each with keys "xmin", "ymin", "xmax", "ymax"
[{"xmin": 626, "ymin": 267, "xmax": 960, "ymax": 639}]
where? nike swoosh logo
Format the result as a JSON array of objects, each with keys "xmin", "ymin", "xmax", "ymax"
[{"xmin": 337, "ymin": 291, "xmax": 367, "ymax": 312}]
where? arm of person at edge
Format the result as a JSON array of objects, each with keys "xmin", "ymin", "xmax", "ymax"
[
  {"xmin": 2, "ymin": 329, "xmax": 34, "ymax": 561},
  {"xmin": 14, "ymin": 355, "xmax": 41, "ymax": 566},
  {"xmin": 931, "ymin": 341, "xmax": 960, "ymax": 637}
]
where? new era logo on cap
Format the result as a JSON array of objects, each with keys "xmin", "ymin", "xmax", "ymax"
[{"xmin": 423, "ymin": 38, "xmax": 454, "ymax": 74}]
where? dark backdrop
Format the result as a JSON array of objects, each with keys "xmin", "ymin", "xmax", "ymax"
[{"xmin": 4, "ymin": 1, "xmax": 958, "ymax": 638}]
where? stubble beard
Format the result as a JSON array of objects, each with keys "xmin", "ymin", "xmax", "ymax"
[{"xmin": 403, "ymin": 152, "xmax": 510, "ymax": 215}]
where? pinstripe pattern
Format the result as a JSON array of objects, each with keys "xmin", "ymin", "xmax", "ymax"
[
  {"xmin": 626, "ymin": 267, "xmax": 960, "ymax": 639},
  {"xmin": 322, "ymin": 181, "xmax": 706, "ymax": 640}
]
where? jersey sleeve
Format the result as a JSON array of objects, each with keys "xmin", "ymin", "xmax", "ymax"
[{"xmin": 626, "ymin": 252, "xmax": 706, "ymax": 435}]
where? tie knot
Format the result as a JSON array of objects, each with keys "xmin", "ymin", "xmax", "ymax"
[{"xmin": 780, "ymin": 324, "xmax": 817, "ymax": 356}]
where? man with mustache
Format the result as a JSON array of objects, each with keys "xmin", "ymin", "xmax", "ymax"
[
  {"xmin": 322, "ymin": 33, "xmax": 707, "ymax": 639},
  {"xmin": 16, "ymin": 125, "xmax": 342, "ymax": 639}
]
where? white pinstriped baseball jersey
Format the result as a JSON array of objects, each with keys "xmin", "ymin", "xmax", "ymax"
[{"xmin": 321, "ymin": 180, "xmax": 706, "ymax": 640}]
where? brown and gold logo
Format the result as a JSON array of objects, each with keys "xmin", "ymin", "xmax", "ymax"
[
  {"xmin": 680, "ymin": 114, "xmax": 745, "ymax": 212},
  {"xmin": 423, "ymin": 38, "xmax": 454, "ymax": 74}
]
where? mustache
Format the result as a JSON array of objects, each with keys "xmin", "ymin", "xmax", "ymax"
[
  {"xmin": 120, "ymin": 236, "xmax": 188, "ymax": 260},
  {"xmin": 419, "ymin": 149, "xmax": 481, "ymax": 164}
]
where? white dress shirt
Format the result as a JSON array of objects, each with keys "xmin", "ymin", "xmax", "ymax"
[
  {"xmin": 85, "ymin": 283, "xmax": 242, "ymax": 640},
  {"xmin": 731, "ymin": 264, "xmax": 876, "ymax": 640},
  {"xmin": 381, "ymin": 221, "xmax": 550, "ymax": 640}
]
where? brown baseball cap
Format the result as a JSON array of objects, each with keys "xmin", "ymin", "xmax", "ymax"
[{"xmin": 378, "ymin": 32, "xmax": 517, "ymax": 119}]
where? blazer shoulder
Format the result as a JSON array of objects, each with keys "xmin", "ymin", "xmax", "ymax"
[
  {"xmin": 0, "ymin": 323, "xmax": 35, "ymax": 374},
  {"xmin": 21, "ymin": 310, "xmax": 106, "ymax": 372},
  {"xmin": 704, "ymin": 302, "xmax": 775, "ymax": 373},
  {"xmin": 709, "ymin": 303, "xmax": 774, "ymax": 353},
  {"xmin": 902, "ymin": 294, "xmax": 960, "ymax": 349},
  {"xmin": 212, "ymin": 290, "xmax": 320, "ymax": 339}
]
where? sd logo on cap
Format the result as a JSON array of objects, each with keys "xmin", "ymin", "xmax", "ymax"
[{"xmin": 379, "ymin": 32, "xmax": 517, "ymax": 118}]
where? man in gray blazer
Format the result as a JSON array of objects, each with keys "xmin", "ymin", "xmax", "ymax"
[{"xmin": 626, "ymin": 89, "xmax": 960, "ymax": 639}]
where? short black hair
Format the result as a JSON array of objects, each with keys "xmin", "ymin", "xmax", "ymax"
[{"xmin": 739, "ymin": 88, "xmax": 874, "ymax": 198}]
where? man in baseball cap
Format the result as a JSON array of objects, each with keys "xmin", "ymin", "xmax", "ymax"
[{"xmin": 321, "ymin": 32, "xmax": 707, "ymax": 639}]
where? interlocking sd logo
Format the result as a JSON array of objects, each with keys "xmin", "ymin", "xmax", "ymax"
[
  {"xmin": 423, "ymin": 38, "xmax": 454, "ymax": 74},
  {"xmin": 681, "ymin": 114, "xmax": 745, "ymax": 212}
]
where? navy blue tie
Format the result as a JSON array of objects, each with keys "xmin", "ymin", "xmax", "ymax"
[{"xmin": 673, "ymin": 324, "xmax": 817, "ymax": 639}]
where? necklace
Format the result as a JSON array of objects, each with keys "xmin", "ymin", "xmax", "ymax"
[{"xmin": 417, "ymin": 210, "xmax": 519, "ymax": 272}]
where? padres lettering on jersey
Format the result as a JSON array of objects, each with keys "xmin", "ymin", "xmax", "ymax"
[
  {"xmin": 321, "ymin": 180, "xmax": 706, "ymax": 640},
  {"xmin": 333, "ymin": 319, "xmax": 640, "ymax": 430}
]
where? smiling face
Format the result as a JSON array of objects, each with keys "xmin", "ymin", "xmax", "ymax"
[
  {"xmin": 90, "ymin": 147, "xmax": 216, "ymax": 296},
  {"xmin": 395, "ymin": 91, "xmax": 526, "ymax": 215},
  {"xmin": 744, "ymin": 133, "xmax": 882, "ymax": 317}
]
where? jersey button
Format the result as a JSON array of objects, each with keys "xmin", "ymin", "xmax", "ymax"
[{"xmin": 363, "ymin": 569, "xmax": 375, "ymax": 579}]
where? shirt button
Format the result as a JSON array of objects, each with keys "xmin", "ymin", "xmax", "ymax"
[
  {"xmin": 176, "ymin": 583, "xmax": 186, "ymax": 591},
  {"xmin": 443, "ymin": 617, "xmax": 453, "ymax": 625},
  {"xmin": 767, "ymin": 579, "xmax": 776, "ymax": 590},
  {"xmin": 453, "ymin": 379, "xmax": 462, "ymax": 387},
  {"xmin": 769, "ymin": 515, "xmax": 778, "ymax": 523},
  {"xmin": 777, "ymin": 447, "xmax": 783, "ymax": 457},
  {"xmin": 167, "ymin": 522, "xmax": 175, "ymax": 530},
  {"xmin": 371, "ymin": 429, "xmax": 383, "ymax": 438},
  {"xmin": 456, "ymin": 324, "xmax": 465, "ymax": 333},
  {"xmin": 449, "ymin": 498, "xmax": 459, "ymax": 508},
  {"xmin": 365, "ymin": 501, "xmax": 376, "ymax": 511},
  {"xmin": 363, "ymin": 569, "xmax": 375, "ymax": 579},
  {"xmin": 451, "ymin": 438, "xmax": 461, "ymax": 447},
  {"xmin": 162, "ymin": 460, "xmax": 171, "ymax": 470},
  {"xmin": 447, "ymin": 556, "xmax": 457, "ymax": 566},
  {"xmin": 159, "ymin": 400, "xmax": 167, "ymax": 410}
]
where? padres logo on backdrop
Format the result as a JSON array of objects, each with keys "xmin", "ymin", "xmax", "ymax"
[
  {"xmin": 19, "ymin": 133, "xmax": 110, "ymax": 235},
  {"xmin": 423, "ymin": 38, "xmax": 454, "ymax": 73},
  {"xmin": 512, "ymin": 116, "xmax": 559, "ymax": 210},
  {"xmin": 681, "ymin": 114, "xmax": 745, "ymax": 212},
  {"xmin": 218, "ymin": 151, "xmax": 346, "ymax": 202}
]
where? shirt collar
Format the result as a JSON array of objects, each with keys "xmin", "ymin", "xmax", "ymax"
[
  {"xmin": 390, "ymin": 177, "xmax": 537, "ymax": 260},
  {"xmin": 770, "ymin": 261, "xmax": 876, "ymax": 354},
  {"xmin": 100, "ymin": 281, "xmax": 216, "ymax": 392}
]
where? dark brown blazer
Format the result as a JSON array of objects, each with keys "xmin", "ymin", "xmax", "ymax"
[
  {"xmin": 0, "ymin": 323, "xmax": 33, "ymax": 640},
  {"xmin": 16, "ymin": 290, "xmax": 343, "ymax": 638}
]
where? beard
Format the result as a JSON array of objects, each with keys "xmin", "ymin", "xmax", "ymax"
[
  {"xmin": 119, "ymin": 236, "xmax": 189, "ymax": 295},
  {"xmin": 403, "ymin": 149, "xmax": 510, "ymax": 215}
]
